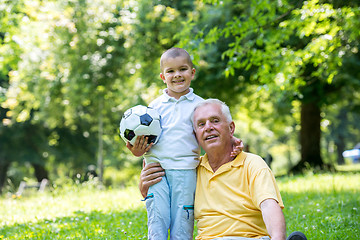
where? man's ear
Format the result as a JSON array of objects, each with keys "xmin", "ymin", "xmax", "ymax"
[{"xmin": 229, "ymin": 121, "xmax": 235, "ymax": 136}]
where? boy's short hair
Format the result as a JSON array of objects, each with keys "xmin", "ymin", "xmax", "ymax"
[{"xmin": 160, "ymin": 48, "xmax": 193, "ymax": 72}]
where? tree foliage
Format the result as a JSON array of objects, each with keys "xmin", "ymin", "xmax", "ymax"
[
  {"xmin": 0, "ymin": 0, "xmax": 192, "ymax": 190},
  {"xmin": 1, "ymin": 0, "xmax": 359, "ymax": 192},
  {"xmin": 176, "ymin": 0, "xmax": 360, "ymax": 171}
]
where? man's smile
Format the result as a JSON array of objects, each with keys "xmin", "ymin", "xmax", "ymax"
[{"xmin": 205, "ymin": 134, "xmax": 218, "ymax": 141}]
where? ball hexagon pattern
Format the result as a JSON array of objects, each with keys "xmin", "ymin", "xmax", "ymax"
[{"xmin": 119, "ymin": 105, "xmax": 162, "ymax": 146}]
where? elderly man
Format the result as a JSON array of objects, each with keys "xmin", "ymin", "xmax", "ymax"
[{"xmin": 139, "ymin": 99, "xmax": 307, "ymax": 240}]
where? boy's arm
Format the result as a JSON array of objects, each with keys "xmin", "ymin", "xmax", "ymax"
[{"xmin": 126, "ymin": 136, "xmax": 154, "ymax": 157}]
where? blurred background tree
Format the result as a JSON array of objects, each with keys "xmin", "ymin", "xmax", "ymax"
[
  {"xmin": 176, "ymin": 0, "xmax": 360, "ymax": 171},
  {"xmin": 0, "ymin": 0, "xmax": 359, "ymax": 193}
]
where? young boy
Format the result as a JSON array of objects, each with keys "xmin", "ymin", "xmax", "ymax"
[{"xmin": 126, "ymin": 48, "xmax": 241, "ymax": 240}]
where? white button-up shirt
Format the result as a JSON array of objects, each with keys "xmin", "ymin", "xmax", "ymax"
[{"xmin": 145, "ymin": 88, "xmax": 204, "ymax": 169}]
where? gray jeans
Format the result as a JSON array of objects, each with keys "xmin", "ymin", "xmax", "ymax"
[{"xmin": 214, "ymin": 237, "xmax": 271, "ymax": 240}]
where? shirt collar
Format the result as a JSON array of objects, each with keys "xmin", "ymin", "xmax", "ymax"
[
  {"xmin": 161, "ymin": 88, "xmax": 195, "ymax": 102},
  {"xmin": 199, "ymin": 151, "xmax": 247, "ymax": 172}
]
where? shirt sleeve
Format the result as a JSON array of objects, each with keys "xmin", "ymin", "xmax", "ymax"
[{"xmin": 249, "ymin": 164, "xmax": 284, "ymax": 209}]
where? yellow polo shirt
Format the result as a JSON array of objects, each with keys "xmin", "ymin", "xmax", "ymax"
[{"xmin": 194, "ymin": 152, "xmax": 284, "ymax": 240}]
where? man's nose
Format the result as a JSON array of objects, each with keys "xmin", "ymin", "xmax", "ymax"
[{"xmin": 204, "ymin": 121, "xmax": 213, "ymax": 131}]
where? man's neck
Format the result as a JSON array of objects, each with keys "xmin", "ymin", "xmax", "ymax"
[{"xmin": 206, "ymin": 145, "xmax": 234, "ymax": 172}]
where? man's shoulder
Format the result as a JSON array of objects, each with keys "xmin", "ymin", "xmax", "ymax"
[
  {"xmin": 244, "ymin": 152, "xmax": 269, "ymax": 168},
  {"xmin": 244, "ymin": 152, "xmax": 263, "ymax": 160}
]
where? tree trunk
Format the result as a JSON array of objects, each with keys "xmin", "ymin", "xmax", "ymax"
[
  {"xmin": 97, "ymin": 99, "xmax": 104, "ymax": 183},
  {"xmin": 32, "ymin": 163, "xmax": 49, "ymax": 182},
  {"xmin": 335, "ymin": 138, "xmax": 345, "ymax": 165},
  {"xmin": 290, "ymin": 101, "xmax": 324, "ymax": 172},
  {"xmin": 0, "ymin": 160, "xmax": 10, "ymax": 194},
  {"xmin": 334, "ymin": 108, "xmax": 347, "ymax": 165}
]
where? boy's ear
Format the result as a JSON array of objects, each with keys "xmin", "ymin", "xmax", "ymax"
[{"xmin": 160, "ymin": 73, "xmax": 166, "ymax": 82}]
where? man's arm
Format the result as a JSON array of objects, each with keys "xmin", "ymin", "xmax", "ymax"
[
  {"xmin": 138, "ymin": 160, "xmax": 165, "ymax": 198},
  {"xmin": 260, "ymin": 198, "xmax": 286, "ymax": 240}
]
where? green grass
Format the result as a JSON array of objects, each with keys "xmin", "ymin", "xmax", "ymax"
[
  {"xmin": 0, "ymin": 182, "xmax": 147, "ymax": 239},
  {"xmin": 278, "ymin": 172, "xmax": 360, "ymax": 239},
  {"xmin": 0, "ymin": 172, "xmax": 359, "ymax": 239}
]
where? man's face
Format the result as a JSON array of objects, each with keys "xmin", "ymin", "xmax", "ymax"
[
  {"xmin": 160, "ymin": 55, "xmax": 195, "ymax": 99},
  {"xmin": 193, "ymin": 103, "xmax": 234, "ymax": 152}
]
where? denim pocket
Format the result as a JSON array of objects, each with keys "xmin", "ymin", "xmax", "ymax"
[
  {"xmin": 181, "ymin": 205, "xmax": 195, "ymax": 238},
  {"xmin": 145, "ymin": 193, "xmax": 156, "ymax": 225},
  {"xmin": 142, "ymin": 193, "xmax": 154, "ymax": 201},
  {"xmin": 183, "ymin": 205, "xmax": 194, "ymax": 220}
]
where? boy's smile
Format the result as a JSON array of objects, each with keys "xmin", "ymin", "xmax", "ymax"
[{"xmin": 160, "ymin": 56, "xmax": 195, "ymax": 99}]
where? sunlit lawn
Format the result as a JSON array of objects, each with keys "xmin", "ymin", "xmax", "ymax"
[
  {"xmin": 0, "ymin": 172, "xmax": 359, "ymax": 239},
  {"xmin": 279, "ymin": 172, "xmax": 360, "ymax": 239}
]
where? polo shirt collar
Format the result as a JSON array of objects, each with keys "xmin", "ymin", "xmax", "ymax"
[
  {"xmin": 231, "ymin": 151, "xmax": 246, "ymax": 167},
  {"xmin": 161, "ymin": 88, "xmax": 195, "ymax": 102}
]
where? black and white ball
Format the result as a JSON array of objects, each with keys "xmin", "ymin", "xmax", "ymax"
[{"xmin": 119, "ymin": 105, "xmax": 162, "ymax": 146}]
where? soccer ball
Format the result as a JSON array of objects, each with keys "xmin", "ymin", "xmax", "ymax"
[{"xmin": 119, "ymin": 105, "xmax": 162, "ymax": 146}]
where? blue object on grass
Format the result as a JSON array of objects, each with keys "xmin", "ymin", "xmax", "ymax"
[{"xmin": 342, "ymin": 148, "xmax": 360, "ymax": 163}]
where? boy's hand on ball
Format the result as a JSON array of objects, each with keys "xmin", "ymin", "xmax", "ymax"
[{"xmin": 126, "ymin": 136, "xmax": 154, "ymax": 157}]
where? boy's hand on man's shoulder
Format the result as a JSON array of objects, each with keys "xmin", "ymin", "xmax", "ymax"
[
  {"xmin": 230, "ymin": 137, "xmax": 244, "ymax": 158},
  {"xmin": 126, "ymin": 136, "xmax": 154, "ymax": 157},
  {"xmin": 192, "ymin": 148, "xmax": 201, "ymax": 161}
]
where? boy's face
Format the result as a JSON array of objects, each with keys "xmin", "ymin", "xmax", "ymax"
[{"xmin": 160, "ymin": 55, "xmax": 195, "ymax": 99}]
